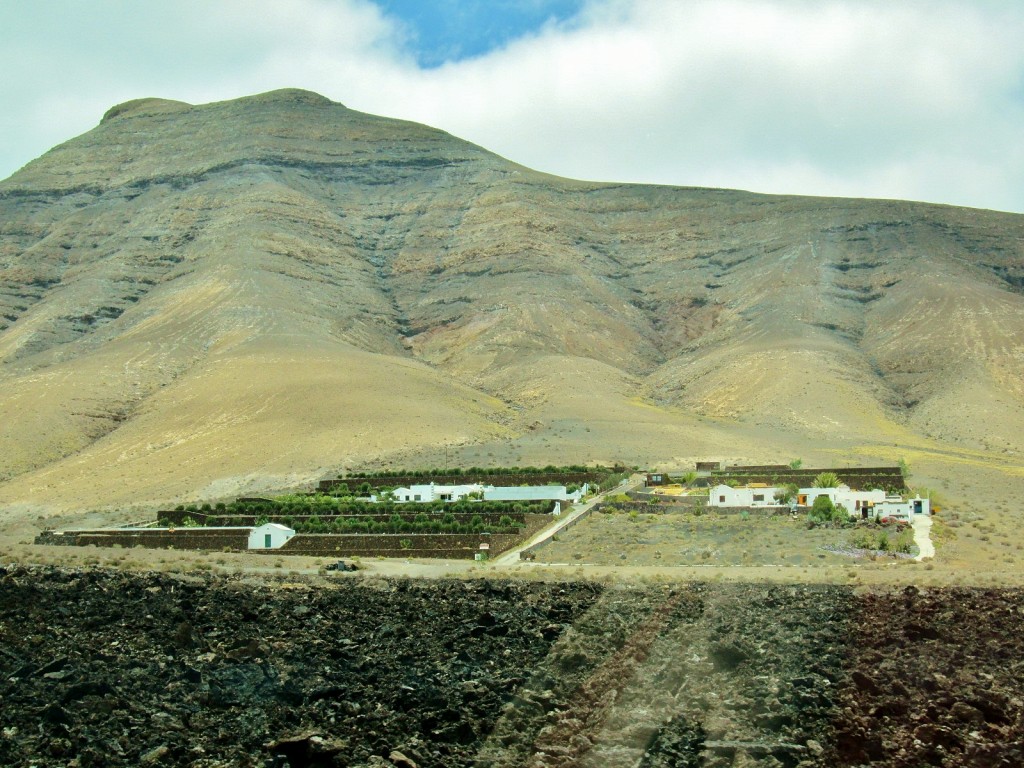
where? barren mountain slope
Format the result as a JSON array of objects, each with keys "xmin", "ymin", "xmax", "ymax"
[{"xmin": 0, "ymin": 89, "xmax": 1022, "ymax": 514}]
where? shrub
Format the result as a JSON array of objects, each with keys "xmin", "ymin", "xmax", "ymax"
[
  {"xmin": 851, "ymin": 529, "xmax": 875, "ymax": 549},
  {"xmin": 808, "ymin": 495, "xmax": 848, "ymax": 526}
]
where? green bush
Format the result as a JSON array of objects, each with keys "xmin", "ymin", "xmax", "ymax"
[{"xmin": 808, "ymin": 495, "xmax": 849, "ymax": 526}]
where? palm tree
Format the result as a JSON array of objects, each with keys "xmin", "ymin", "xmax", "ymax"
[{"xmin": 812, "ymin": 471, "xmax": 841, "ymax": 488}]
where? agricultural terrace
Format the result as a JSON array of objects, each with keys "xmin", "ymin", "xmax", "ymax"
[
  {"xmin": 161, "ymin": 496, "xmax": 558, "ymax": 535},
  {"xmin": 318, "ymin": 464, "xmax": 629, "ymax": 493}
]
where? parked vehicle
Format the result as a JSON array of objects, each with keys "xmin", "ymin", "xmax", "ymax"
[{"xmin": 323, "ymin": 560, "xmax": 359, "ymax": 572}]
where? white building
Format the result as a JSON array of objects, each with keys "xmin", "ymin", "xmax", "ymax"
[
  {"xmin": 797, "ymin": 485, "xmax": 887, "ymax": 517},
  {"xmin": 795, "ymin": 486, "xmax": 930, "ymax": 519},
  {"xmin": 375, "ymin": 482, "xmax": 586, "ymax": 506},
  {"xmin": 873, "ymin": 496, "xmax": 931, "ymax": 520},
  {"xmin": 387, "ymin": 483, "xmax": 483, "ymax": 503},
  {"xmin": 708, "ymin": 485, "xmax": 782, "ymax": 507},
  {"xmin": 248, "ymin": 523, "xmax": 296, "ymax": 549},
  {"xmin": 483, "ymin": 485, "xmax": 585, "ymax": 503}
]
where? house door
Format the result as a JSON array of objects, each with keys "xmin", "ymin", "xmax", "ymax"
[
  {"xmin": 913, "ymin": 500, "xmax": 923, "ymax": 514},
  {"xmin": 264, "ymin": 533, "xmax": 272, "ymax": 548}
]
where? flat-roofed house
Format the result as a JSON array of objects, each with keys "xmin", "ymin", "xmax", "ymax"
[{"xmin": 708, "ymin": 484, "xmax": 781, "ymax": 507}]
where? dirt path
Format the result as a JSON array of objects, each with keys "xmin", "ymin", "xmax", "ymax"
[
  {"xmin": 473, "ymin": 583, "xmax": 854, "ymax": 767},
  {"xmin": 491, "ymin": 476, "xmax": 642, "ymax": 566},
  {"xmin": 911, "ymin": 513, "xmax": 934, "ymax": 560}
]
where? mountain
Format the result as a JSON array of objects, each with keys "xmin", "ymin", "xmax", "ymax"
[{"xmin": 1, "ymin": 88, "xmax": 1023, "ymax": 515}]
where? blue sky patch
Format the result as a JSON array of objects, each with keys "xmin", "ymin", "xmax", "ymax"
[{"xmin": 374, "ymin": 0, "xmax": 586, "ymax": 67}]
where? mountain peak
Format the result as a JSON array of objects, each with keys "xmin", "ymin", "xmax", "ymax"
[
  {"xmin": 235, "ymin": 88, "xmax": 337, "ymax": 108},
  {"xmin": 100, "ymin": 89, "xmax": 339, "ymax": 126},
  {"xmin": 101, "ymin": 97, "xmax": 191, "ymax": 124}
]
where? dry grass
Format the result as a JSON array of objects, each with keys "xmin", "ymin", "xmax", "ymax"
[{"xmin": 538, "ymin": 513, "xmax": 912, "ymax": 568}]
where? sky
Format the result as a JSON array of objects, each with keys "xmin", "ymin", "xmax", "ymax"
[{"xmin": 2, "ymin": 0, "xmax": 1023, "ymax": 213}]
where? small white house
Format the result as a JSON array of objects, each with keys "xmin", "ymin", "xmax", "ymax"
[
  {"xmin": 387, "ymin": 483, "xmax": 483, "ymax": 503},
  {"xmin": 708, "ymin": 484, "xmax": 782, "ymax": 507},
  {"xmin": 873, "ymin": 496, "xmax": 931, "ymax": 520},
  {"xmin": 248, "ymin": 523, "xmax": 295, "ymax": 550},
  {"xmin": 483, "ymin": 485, "xmax": 585, "ymax": 503}
]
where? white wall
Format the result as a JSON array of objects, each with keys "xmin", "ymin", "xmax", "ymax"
[
  {"xmin": 483, "ymin": 485, "xmax": 582, "ymax": 502},
  {"xmin": 708, "ymin": 485, "xmax": 781, "ymax": 507}
]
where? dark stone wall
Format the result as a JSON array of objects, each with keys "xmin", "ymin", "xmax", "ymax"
[
  {"xmin": 35, "ymin": 529, "xmax": 249, "ymax": 551},
  {"xmin": 161, "ymin": 509, "xmax": 531, "ymax": 527},
  {"xmin": 318, "ymin": 471, "xmax": 609, "ymax": 493},
  {"xmin": 272, "ymin": 532, "xmax": 525, "ymax": 559}
]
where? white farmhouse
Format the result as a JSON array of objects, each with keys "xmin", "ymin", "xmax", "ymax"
[
  {"xmin": 388, "ymin": 483, "xmax": 483, "ymax": 503},
  {"xmin": 708, "ymin": 484, "xmax": 782, "ymax": 507},
  {"xmin": 797, "ymin": 485, "xmax": 887, "ymax": 517},
  {"xmin": 248, "ymin": 523, "xmax": 295, "ymax": 550}
]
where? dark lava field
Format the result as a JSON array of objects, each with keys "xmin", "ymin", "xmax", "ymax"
[{"xmin": 0, "ymin": 566, "xmax": 1022, "ymax": 767}]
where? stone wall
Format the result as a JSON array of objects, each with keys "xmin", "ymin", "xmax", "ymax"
[
  {"xmin": 270, "ymin": 533, "xmax": 525, "ymax": 559},
  {"xmin": 35, "ymin": 529, "xmax": 249, "ymax": 551},
  {"xmin": 318, "ymin": 471, "xmax": 613, "ymax": 493},
  {"xmin": 161, "ymin": 509, "xmax": 531, "ymax": 527}
]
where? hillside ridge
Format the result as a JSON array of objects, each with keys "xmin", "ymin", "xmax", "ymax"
[{"xmin": 0, "ymin": 89, "xmax": 1022, "ymax": 515}]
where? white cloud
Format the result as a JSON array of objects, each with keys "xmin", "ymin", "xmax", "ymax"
[{"xmin": 2, "ymin": 0, "xmax": 1023, "ymax": 212}]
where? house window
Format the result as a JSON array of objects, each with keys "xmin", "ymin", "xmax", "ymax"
[
  {"xmin": 414, "ymin": 494, "xmax": 421, "ymax": 501},
  {"xmin": 719, "ymin": 495, "xmax": 725, "ymax": 503},
  {"xmin": 753, "ymin": 494, "xmax": 764, "ymax": 502}
]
